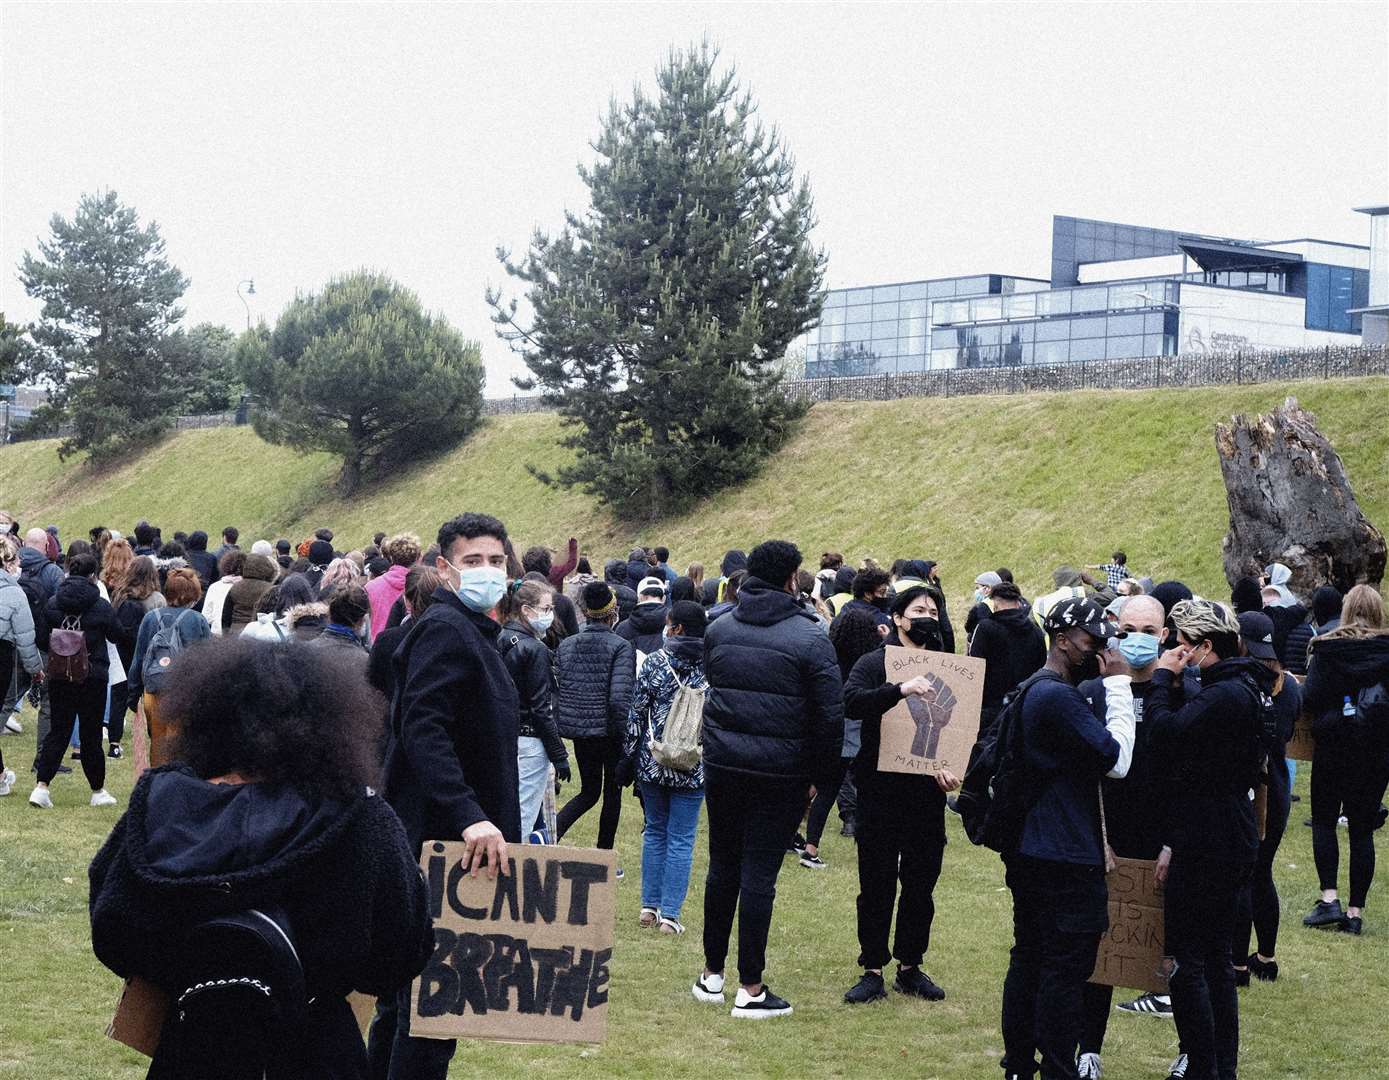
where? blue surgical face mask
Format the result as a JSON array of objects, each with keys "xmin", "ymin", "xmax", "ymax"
[
  {"xmin": 449, "ymin": 563, "xmax": 507, "ymax": 614},
  {"xmin": 974, "ymin": 589, "xmax": 986, "ymax": 604},
  {"xmin": 1118, "ymin": 631, "xmax": 1160, "ymax": 668},
  {"xmin": 529, "ymin": 610, "xmax": 555, "ymax": 634}
]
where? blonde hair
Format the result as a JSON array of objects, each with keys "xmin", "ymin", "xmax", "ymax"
[
  {"xmin": 0, "ymin": 533, "xmax": 19, "ymax": 573},
  {"xmin": 1321, "ymin": 584, "xmax": 1388, "ymax": 641},
  {"xmin": 1170, "ymin": 598, "xmax": 1240, "ymax": 640},
  {"xmin": 686, "ymin": 562, "xmax": 705, "ymax": 590},
  {"xmin": 100, "ymin": 538, "xmax": 135, "ymax": 596}
]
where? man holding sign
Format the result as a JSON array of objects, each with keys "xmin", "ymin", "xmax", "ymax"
[{"xmin": 840, "ymin": 584, "xmax": 965, "ymax": 1005}]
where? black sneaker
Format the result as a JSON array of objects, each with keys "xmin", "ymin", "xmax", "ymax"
[
  {"xmin": 843, "ymin": 971, "xmax": 887, "ymax": 1004},
  {"xmin": 1339, "ymin": 915, "xmax": 1363, "ymax": 935},
  {"xmin": 731, "ymin": 985, "xmax": 793, "ymax": 1019},
  {"xmin": 1165, "ymin": 1052, "xmax": 1189, "ymax": 1080},
  {"xmin": 1303, "ymin": 899, "xmax": 1346, "ymax": 928},
  {"xmin": 945, "ymin": 795, "xmax": 961, "ymax": 817},
  {"xmin": 799, "ymin": 851, "xmax": 828, "ymax": 869},
  {"xmin": 840, "ymin": 820, "xmax": 856, "ymax": 838},
  {"xmin": 894, "ymin": 966, "xmax": 945, "ymax": 1001},
  {"xmin": 1289, "ymin": 793, "xmax": 1301, "ymax": 802},
  {"xmin": 107, "ymin": 744, "xmax": 123, "ymax": 759},
  {"xmin": 1233, "ymin": 966, "xmax": 1250, "ymax": 987},
  {"xmin": 788, "ymin": 833, "xmax": 806, "ymax": 855},
  {"xmin": 1247, "ymin": 953, "xmax": 1279, "ymax": 982},
  {"xmin": 1116, "ymin": 992, "xmax": 1173, "ymax": 1017}
]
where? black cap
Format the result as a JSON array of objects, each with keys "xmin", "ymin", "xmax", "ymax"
[
  {"xmin": 1044, "ymin": 597, "xmax": 1124, "ymax": 641},
  {"xmin": 1237, "ymin": 611, "xmax": 1278, "ymax": 660}
]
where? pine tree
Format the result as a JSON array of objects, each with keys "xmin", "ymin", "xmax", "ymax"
[
  {"xmin": 239, "ymin": 270, "xmax": 485, "ymax": 495},
  {"xmin": 19, "ymin": 191, "xmax": 189, "ymax": 462},
  {"xmin": 488, "ymin": 43, "xmax": 825, "ymax": 520}
]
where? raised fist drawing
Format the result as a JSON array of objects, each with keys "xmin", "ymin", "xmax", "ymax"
[{"xmin": 906, "ymin": 673, "xmax": 957, "ymax": 758}]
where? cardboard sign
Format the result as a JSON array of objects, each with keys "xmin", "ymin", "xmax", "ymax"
[
  {"xmin": 876, "ymin": 646, "xmax": 985, "ymax": 777},
  {"xmin": 1286, "ymin": 708, "xmax": 1315, "ymax": 762},
  {"xmin": 1089, "ymin": 857, "xmax": 1168, "ymax": 995},
  {"xmin": 409, "ymin": 842, "xmax": 617, "ymax": 1045},
  {"xmin": 108, "ymin": 977, "xmax": 170, "ymax": 1057}
]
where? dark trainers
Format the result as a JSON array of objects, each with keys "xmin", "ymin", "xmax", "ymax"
[
  {"xmin": 1303, "ymin": 899, "xmax": 1346, "ymax": 928},
  {"xmin": 1339, "ymin": 915, "xmax": 1364, "ymax": 935},
  {"xmin": 788, "ymin": 833, "xmax": 807, "ymax": 854},
  {"xmin": 1165, "ymin": 1052, "xmax": 1189, "ymax": 1080},
  {"xmin": 894, "ymin": 966, "xmax": 946, "ymax": 1001},
  {"xmin": 843, "ymin": 971, "xmax": 887, "ymax": 1004},
  {"xmin": 1247, "ymin": 954, "xmax": 1279, "ymax": 982},
  {"xmin": 1116, "ymin": 992, "xmax": 1173, "ymax": 1017},
  {"xmin": 731, "ymin": 985, "xmax": 793, "ymax": 1019},
  {"xmin": 107, "ymin": 743, "xmax": 123, "ymax": 759},
  {"xmin": 799, "ymin": 851, "xmax": 828, "ymax": 869},
  {"xmin": 1233, "ymin": 966, "xmax": 1250, "ymax": 987}
]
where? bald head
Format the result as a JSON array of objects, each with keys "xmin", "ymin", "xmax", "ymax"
[
  {"xmin": 23, "ymin": 528, "xmax": 48, "ymax": 553},
  {"xmin": 1118, "ymin": 594, "xmax": 1165, "ymax": 637}
]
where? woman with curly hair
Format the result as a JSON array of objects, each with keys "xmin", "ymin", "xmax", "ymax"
[{"xmin": 88, "ymin": 638, "xmax": 427, "ymax": 1079}]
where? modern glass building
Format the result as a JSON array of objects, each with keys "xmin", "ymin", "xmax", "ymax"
[{"xmin": 803, "ymin": 212, "xmax": 1371, "ymax": 376}]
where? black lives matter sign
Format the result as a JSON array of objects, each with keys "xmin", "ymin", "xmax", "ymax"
[{"xmin": 410, "ymin": 842, "xmax": 618, "ymax": 1044}]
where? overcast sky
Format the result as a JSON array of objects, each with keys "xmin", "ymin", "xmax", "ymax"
[{"xmin": 3, "ymin": 1, "xmax": 1385, "ymax": 393}]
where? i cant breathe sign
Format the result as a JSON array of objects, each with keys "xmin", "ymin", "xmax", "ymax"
[{"xmin": 410, "ymin": 842, "xmax": 618, "ymax": 1044}]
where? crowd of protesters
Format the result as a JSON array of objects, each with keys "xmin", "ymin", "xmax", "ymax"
[{"xmin": 1, "ymin": 510, "xmax": 1386, "ymax": 1080}]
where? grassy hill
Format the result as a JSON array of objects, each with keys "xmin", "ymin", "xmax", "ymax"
[{"xmin": 3, "ymin": 377, "xmax": 1387, "ymax": 612}]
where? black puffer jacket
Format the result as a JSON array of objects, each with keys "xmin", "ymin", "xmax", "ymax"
[
  {"xmin": 40, "ymin": 576, "xmax": 120, "ymax": 682},
  {"xmin": 1304, "ymin": 633, "xmax": 1389, "ymax": 747},
  {"xmin": 1280, "ymin": 616, "xmax": 1316, "ymax": 677},
  {"xmin": 602, "ymin": 562, "xmax": 639, "ymax": 623},
  {"xmin": 702, "ymin": 577, "xmax": 845, "ymax": 786},
  {"xmin": 616, "ymin": 601, "xmax": 667, "ymax": 656},
  {"xmin": 497, "ymin": 620, "xmax": 567, "ymax": 767},
  {"xmin": 556, "ymin": 621, "xmax": 635, "ymax": 741},
  {"xmin": 89, "ymin": 766, "xmax": 431, "ymax": 1080},
  {"xmin": 968, "ymin": 605, "xmax": 1047, "ymax": 713}
]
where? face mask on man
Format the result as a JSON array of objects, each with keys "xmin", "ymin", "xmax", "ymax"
[
  {"xmin": 903, "ymin": 616, "xmax": 942, "ymax": 648},
  {"xmin": 449, "ymin": 563, "xmax": 507, "ymax": 614},
  {"xmin": 1118, "ymin": 631, "xmax": 1160, "ymax": 668}
]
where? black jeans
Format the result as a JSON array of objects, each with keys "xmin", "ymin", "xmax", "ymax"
[
  {"xmin": 36, "ymin": 677, "xmax": 106, "ymax": 789},
  {"xmin": 365, "ymin": 984, "xmax": 453, "ymax": 1080},
  {"xmin": 1165, "ymin": 854, "xmax": 1252, "ymax": 1080},
  {"xmin": 805, "ymin": 757, "xmax": 851, "ymax": 847},
  {"xmin": 1310, "ymin": 744, "xmax": 1389, "ymax": 908},
  {"xmin": 702, "ymin": 767, "xmax": 807, "ymax": 987},
  {"xmin": 1001, "ymin": 854, "xmax": 1108, "ymax": 1080},
  {"xmin": 108, "ymin": 679, "xmax": 127, "ymax": 744},
  {"xmin": 556, "ymin": 735, "xmax": 622, "ymax": 848},
  {"xmin": 855, "ymin": 779, "xmax": 946, "ymax": 969},
  {"xmin": 1234, "ymin": 764, "xmax": 1291, "ymax": 960}
]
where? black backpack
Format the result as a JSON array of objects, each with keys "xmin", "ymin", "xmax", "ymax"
[
  {"xmin": 15, "ymin": 575, "xmax": 47, "ymax": 640},
  {"xmin": 957, "ymin": 669, "xmax": 1062, "ymax": 853},
  {"xmin": 152, "ymin": 907, "xmax": 308, "ymax": 1080},
  {"xmin": 1356, "ymin": 681, "xmax": 1389, "ymax": 733}
]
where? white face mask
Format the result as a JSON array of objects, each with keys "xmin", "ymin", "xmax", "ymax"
[
  {"xmin": 448, "ymin": 562, "xmax": 507, "ymax": 613},
  {"xmin": 528, "ymin": 609, "xmax": 555, "ymax": 634}
]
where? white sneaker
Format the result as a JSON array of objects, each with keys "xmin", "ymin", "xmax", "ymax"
[
  {"xmin": 1165, "ymin": 1052, "xmax": 1189, "ymax": 1080},
  {"xmin": 4, "ymin": 713, "xmax": 21, "ymax": 735},
  {"xmin": 692, "ymin": 971, "xmax": 726, "ymax": 1003},
  {"xmin": 0, "ymin": 768, "xmax": 15, "ymax": 796},
  {"xmin": 1078, "ymin": 1052, "xmax": 1103, "ymax": 1078},
  {"xmin": 730, "ymin": 985, "xmax": 793, "ymax": 1019},
  {"xmin": 29, "ymin": 786, "xmax": 53, "ymax": 809},
  {"xmin": 90, "ymin": 789, "xmax": 117, "ymax": 807}
]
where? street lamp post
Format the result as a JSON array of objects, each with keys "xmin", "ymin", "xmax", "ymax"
[{"xmin": 236, "ymin": 279, "xmax": 256, "ymax": 331}]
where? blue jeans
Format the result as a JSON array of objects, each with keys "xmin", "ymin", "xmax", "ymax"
[
  {"xmin": 517, "ymin": 736, "xmax": 551, "ymax": 838},
  {"xmin": 1286, "ymin": 757, "xmax": 1297, "ymax": 791},
  {"xmin": 639, "ymin": 780, "xmax": 704, "ymax": 920}
]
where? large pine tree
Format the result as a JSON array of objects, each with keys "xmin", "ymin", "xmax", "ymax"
[{"xmin": 489, "ymin": 43, "xmax": 824, "ymax": 520}]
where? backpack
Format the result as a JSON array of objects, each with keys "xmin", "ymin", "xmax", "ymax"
[
  {"xmin": 1356, "ymin": 681, "xmax": 1389, "ymax": 732},
  {"xmin": 957, "ymin": 669, "xmax": 1062, "ymax": 853},
  {"xmin": 48, "ymin": 615, "xmax": 90, "ymax": 683},
  {"xmin": 648, "ymin": 662, "xmax": 706, "ymax": 772},
  {"xmin": 142, "ymin": 608, "xmax": 197, "ymax": 694},
  {"xmin": 15, "ymin": 576, "xmax": 47, "ymax": 639},
  {"xmin": 151, "ymin": 906, "xmax": 308, "ymax": 1080}
]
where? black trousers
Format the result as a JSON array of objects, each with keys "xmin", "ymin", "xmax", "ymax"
[
  {"xmin": 1165, "ymin": 854, "xmax": 1252, "ymax": 1080},
  {"xmin": 702, "ymin": 768, "xmax": 807, "ymax": 987},
  {"xmin": 1001, "ymin": 855, "xmax": 1108, "ymax": 1080},
  {"xmin": 805, "ymin": 757, "xmax": 851, "ymax": 847},
  {"xmin": 1234, "ymin": 764, "xmax": 1291, "ymax": 960},
  {"xmin": 1310, "ymin": 743, "xmax": 1389, "ymax": 908},
  {"xmin": 108, "ymin": 679, "xmax": 127, "ymax": 744},
  {"xmin": 556, "ymin": 735, "xmax": 621, "ymax": 848},
  {"xmin": 36, "ymin": 677, "xmax": 106, "ymax": 789},
  {"xmin": 854, "ymin": 779, "xmax": 946, "ymax": 969},
  {"xmin": 366, "ymin": 984, "xmax": 453, "ymax": 1080}
]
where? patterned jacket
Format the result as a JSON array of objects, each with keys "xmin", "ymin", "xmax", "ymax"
[{"xmin": 623, "ymin": 637, "xmax": 707, "ymax": 791}]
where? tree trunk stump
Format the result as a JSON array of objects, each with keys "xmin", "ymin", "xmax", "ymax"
[{"xmin": 1217, "ymin": 396, "xmax": 1385, "ymax": 599}]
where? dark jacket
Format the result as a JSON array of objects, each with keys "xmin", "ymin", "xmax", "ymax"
[
  {"xmin": 616, "ymin": 601, "xmax": 667, "ymax": 656},
  {"xmin": 1147, "ymin": 657, "xmax": 1275, "ymax": 867},
  {"xmin": 383, "ymin": 588, "xmax": 521, "ymax": 853},
  {"xmin": 128, "ymin": 606, "xmax": 212, "ymax": 708},
  {"xmin": 497, "ymin": 620, "xmax": 567, "ymax": 766},
  {"xmin": 1303, "ymin": 633, "xmax": 1389, "ymax": 749},
  {"xmin": 1079, "ymin": 676, "xmax": 1169, "ymax": 861},
  {"xmin": 701, "ymin": 577, "xmax": 844, "ymax": 786},
  {"xmin": 367, "ymin": 622, "xmax": 409, "ymax": 700},
  {"xmin": 625, "ymin": 558, "xmax": 653, "ymax": 592},
  {"xmin": 968, "ymin": 605, "xmax": 1047, "ymax": 713},
  {"xmin": 843, "ymin": 636, "xmax": 947, "ymax": 839},
  {"xmin": 223, "ymin": 554, "xmax": 278, "ymax": 632},
  {"xmin": 184, "ymin": 547, "xmax": 220, "ymax": 592},
  {"xmin": 1264, "ymin": 603, "xmax": 1308, "ymax": 661},
  {"xmin": 556, "ymin": 621, "xmax": 635, "ymax": 741},
  {"xmin": 19, "ymin": 545, "xmax": 64, "ymax": 600},
  {"xmin": 39, "ymin": 576, "xmax": 120, "ymax": 683},
  {"xmin": 88, "ymin": 766, "xmax": 431, "ymax": 1080},
  {"xmin": 1280, "ymin": 616, "xmax": 1316, "ymax": 677},
  {"xmin": 602, "ymin": 564, "xmax": 639, "ymax": 623}
]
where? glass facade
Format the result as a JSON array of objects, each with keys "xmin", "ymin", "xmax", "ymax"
[
  {"xmin": 1304, "ymin": 263, "xmax": 1370, "ymax": 333},
  {"xmin": 1051, "ymin": 216, "xmax": 1196, "ymax": 287}
]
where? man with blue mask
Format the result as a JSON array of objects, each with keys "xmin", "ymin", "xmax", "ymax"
[{"xmin": 370, "ymin": 512, "xmax": 521, "ymax": 1080}]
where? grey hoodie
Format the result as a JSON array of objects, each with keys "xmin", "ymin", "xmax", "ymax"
[{"xmin": 0, "ymin": 569, "xmax": 42, "ymax": 673}]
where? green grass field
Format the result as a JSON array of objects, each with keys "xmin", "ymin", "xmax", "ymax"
[{"xmin": 2, "ymin": 704, "xmax": 1387, "ymax": 1079}]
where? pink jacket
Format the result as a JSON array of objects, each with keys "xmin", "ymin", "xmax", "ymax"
[{"xmin": 366, "ymin": 563, "xmax": 410, "ymax": 641}]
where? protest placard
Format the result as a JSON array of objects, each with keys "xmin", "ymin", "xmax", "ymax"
[
  {"xmin": 108, "ymin": 976, "xmax": 169, "ymax": 1057},
  {"xmin": 409, "ymin": 842, "xmax": 617, "ymax": 1044},
  {"xmin": 1089, "ymin": 857, "xmax": 1168, "ymax": 995},
  {"xmin": 876, "ymin": 646, "xmax": 984, "ymax": 777},
  {"xmin": 1286, "ymin": 708, "xmax": 1315, "ymax": 762}
]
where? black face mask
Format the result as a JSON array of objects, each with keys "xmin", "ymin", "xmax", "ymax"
[
  {"xmin": 904, "ymin": 616, "xmax": 942, "ymax": 648},
  {"xmin": 871, "ymin": 595, "xmax": 891, "ymax": 613},
  {"xmin": 1067, "ymin": 636, "xmax": 1101, "ymax": 681}
]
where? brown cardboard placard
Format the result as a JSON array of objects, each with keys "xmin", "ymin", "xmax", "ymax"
[
  {"xmin": 349, "ymin": 992, "xmax": 377, "ymax": 1037},
  {"xmin": 409, "ymin": 842, "xmax": 617, "ymax": 1044},
  {"xmin": 1089, "ymin": 857, "xmax": 1168, "ymax": 995},
  {"xmin": 1286, "ymin": 708, "xmax": 1315, "ymax": 762},
  {"xmin": 108, "ymin": 977, "xmax": 170, "ymax": 1057},
  {"xmin": 876, "ymin": 646, "xmax": 984, "ymax": 777}
]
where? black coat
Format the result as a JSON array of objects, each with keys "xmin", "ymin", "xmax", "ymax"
[
  {"xmin": 383, "ymin": 588, "xmax": 522, "ymax": 852},
  {"xmin": 555, "ymin": 622, "xmax": 635, "ymax": 741},
  {"xmin": 89, "ymin": 766, "xmax": 431, "ymax": 1080},
  {"xmin": 1281, "ymin": 617, "xmax": 1315, "ymax": 677},
  {"xmin": 616, "ymin": 601, "xmax": 667, "ymax": 656},
  {"xmin": 1304, "ymin": 633, "xmax": 1389, "ymax": 748},
  {"xmin": 367, "ymin": 622, "xmax": 409, "ymax": 700},
  {"xmin": 39, "ymin": 576, "xmax": 120, "ymax": 682},
  {"xmin": 701, "ymin": 577, "xmax": 844, "ymax": 786},
  {"xmin": 497, "ymin": 620, "xmax": 567, "ymax": 765},
  {"xmin": 968, "ymin": 605, "xmax": 1047, "ymax": 712},
  {"xmin": 184, "ymin": 548, "xmax": 220, "ymax": 591}
]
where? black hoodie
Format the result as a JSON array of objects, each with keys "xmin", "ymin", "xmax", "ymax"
[
  {"xmin": 967, "ymin": 605, "xmax": 1047, "ymax": 713},
  {"xmin": 88, "ymin": 766, "xmax": 431, "ymax": 1080},
  {"xmin": 1304, "ymin": 633, "xmax": 1389, "ymax": 747},
  {"xmin": 616, "ymin": 601, "xmax": 667, "ymax": 655},
  {"xmin": 40, "ymin": 576, "xmax": 120, "ymax": 681}
]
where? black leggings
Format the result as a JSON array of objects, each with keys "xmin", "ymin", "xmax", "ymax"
[
  {"xmin": 1234, "ymin": 764, "xmax": 1291, "ymax": 959},
  {"xmin": 36, "ymin": 677, "xmax": 106, "ymax": 789},
  {"xmin": 1310, "ymin": 746, "xmax": 1389, "ymax": 909},
  {"xmin": 805, "ymin": 757, "xmax": 851, "ymax": 847},
  {"xmin": 556, "ymin": 736, "xmax": 621, "ymax": 848}
]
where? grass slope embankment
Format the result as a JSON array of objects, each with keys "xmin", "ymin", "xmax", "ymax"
[{"xmin": 4, "ymin": 377, "xmax": 1388, "ymax": 613}]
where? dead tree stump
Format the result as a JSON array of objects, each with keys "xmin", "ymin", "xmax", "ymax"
[{"xmin": 1217, "ymin": 396, "xmax": 1385, "ymax": 599}]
